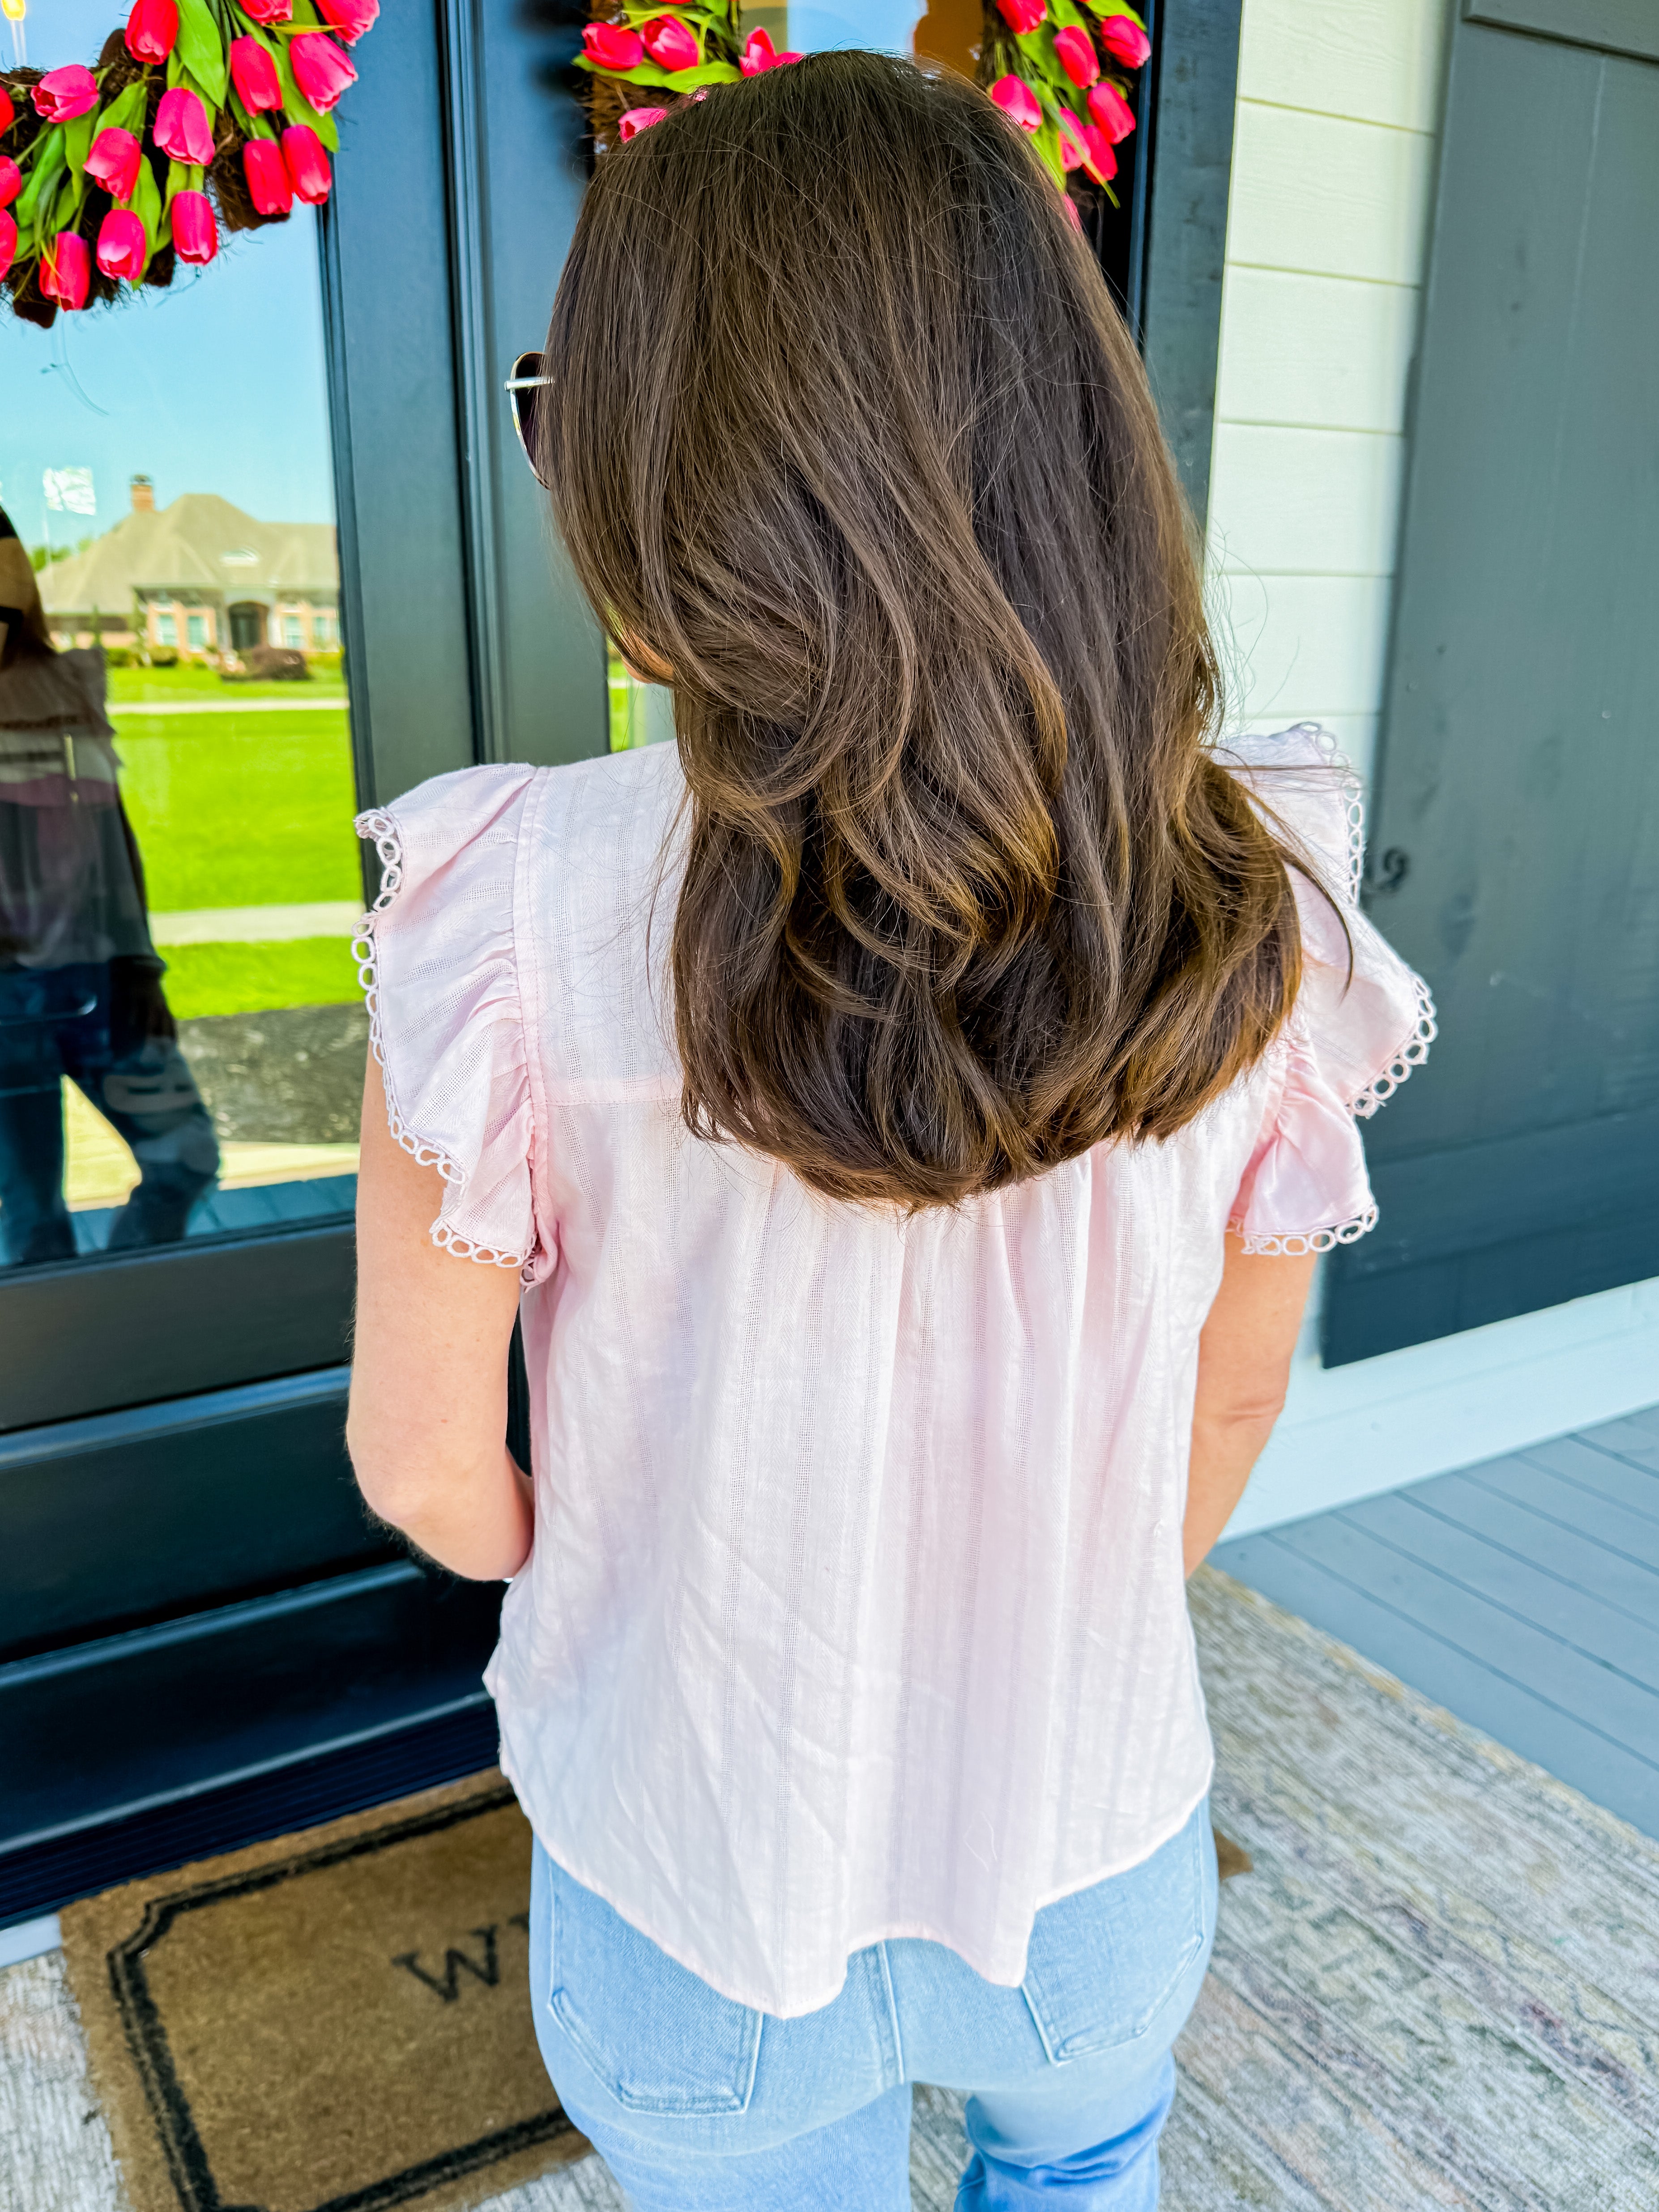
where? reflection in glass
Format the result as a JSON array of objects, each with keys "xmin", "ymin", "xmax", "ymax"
[
  {"xmin": 0, "ymin": 515, "xmax": 219, "ymax": 1264},
  {"xmin": 1, "ymin": 38, "xmax": 362, "ymax": 1266}
]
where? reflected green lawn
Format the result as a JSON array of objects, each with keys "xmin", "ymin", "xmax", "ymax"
[
  {"xmin": 107, "ymin": 660, "xmax": 348, "ymax": 707},
  {"xmin": 159, "ymin": 938, "xmax": 362, "ymax": 1022},
  {"xmin": 111, "ymin": 697, "xmax": 363, "ymax": 1017},
  {"xmin": 117, "ymin": 709, "xmax": 361, "ymax": 913}
]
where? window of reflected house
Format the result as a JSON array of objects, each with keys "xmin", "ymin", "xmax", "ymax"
[{"xmin": 0, "ymin": 1, "xmax": 362, "ymax": 1270}]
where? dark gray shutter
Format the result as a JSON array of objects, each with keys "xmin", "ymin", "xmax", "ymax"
[{"xmin": 1323, "ymin": 0, "xmax": 1659, "ymax": 1365}]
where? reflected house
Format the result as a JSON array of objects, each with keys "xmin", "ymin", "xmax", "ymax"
[{"xmin": 35, "ymin": 476, "xmax": 340, "ymax": 658}]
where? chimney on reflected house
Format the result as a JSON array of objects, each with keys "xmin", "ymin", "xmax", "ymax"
[{"xmin": 130, "ymin": 475, "xmax": 155, "ymax": 513}]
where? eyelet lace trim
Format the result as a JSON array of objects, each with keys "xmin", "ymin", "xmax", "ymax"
[
  {"xmin": 1292, "ymin": 721, "xmax": 1366, "ymax": 906},
  {"xmin": 1230, "ymin": 1203, "xmax": 1380, "ymax": 1257},
  {"xmin": 1350, "ymin": 969, "xmax": 1438, "ymax": 1121},
  {"xmin": 354, "ymin": 809, "xmax": 530, "ymax": 1276}
]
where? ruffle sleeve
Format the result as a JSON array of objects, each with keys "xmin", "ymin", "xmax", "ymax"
[
  {"xmin": 353, "ymin": 764, "xmax": 553, "ymax": 1283},
  {"xmin": 1222, "ymin": 725, "xmax": 1437, "ymax": 1257}
]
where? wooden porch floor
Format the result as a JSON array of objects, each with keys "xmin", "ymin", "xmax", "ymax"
[{"xmin": 1213, "ymin": 1402, "xmax": 1659, "ymax": 1841}]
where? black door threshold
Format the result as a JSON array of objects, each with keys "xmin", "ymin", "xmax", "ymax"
[{"xmin": 0, "ymin": 1696, "xmax": 502, "ymax": 1929}]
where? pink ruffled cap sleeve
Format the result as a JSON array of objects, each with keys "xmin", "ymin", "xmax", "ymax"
[
  {"xmin": 353, "ymin": 764, "xmax": 552, "ymax": 1283},
  {"xmin": 1224, "ymin": 726, "xmax": 1437, "ymax": 1257}
]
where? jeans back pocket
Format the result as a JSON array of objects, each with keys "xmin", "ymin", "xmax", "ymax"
[
  {"xmin": 547, "ymin": 1860, "xmax": 763, "ymax": 2116},
  {"xmin": 1020, "ymin": 1808, "xmax": 1213, "ymax": 2063}
]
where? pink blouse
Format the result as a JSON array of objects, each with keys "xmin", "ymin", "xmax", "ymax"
[{"xmin": 354, "ymin": 724, "xmax": 1433, "ymax": 2017}]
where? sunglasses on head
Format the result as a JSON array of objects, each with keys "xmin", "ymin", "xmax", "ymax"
[{"xmin": 506, "ymin": 351, "xmax": 554, "ymax": 486}]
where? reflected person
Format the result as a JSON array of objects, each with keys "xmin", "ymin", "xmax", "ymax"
[{"xmin": 0, "ymin": 504, "xmax": 218, "ymax": 1266}]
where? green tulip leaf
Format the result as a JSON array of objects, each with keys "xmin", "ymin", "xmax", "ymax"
[
  {"xmin": 14, "ymin": 128, "xmax": 65, "ymax": 224},
  {"xmin": 62, "ymin": 108, "xmax": 96, "ymax": 182},
  {"xmin": 571, "ymin": 58, "xmax": 678, "ymax": 88},
  {"xmin": 131, "ymin": 156, "xmax": 163, "ymax": 254},
  {"xmin": 663, "ymin": 60, "xmax": 743, "ymax": 87},
  {"xmin": 175, "ymin": 0, "xmax": 230, "ymax": 103},
  {"xmin": 98, "ymin": 82, "xmax": 150, "ymax": 137}
]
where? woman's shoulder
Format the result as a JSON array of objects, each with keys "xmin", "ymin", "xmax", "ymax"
[
  {"xmin": 1212, "ymin": 723, "xmax": 1363, "ymax": 912},
  {"xmin": 358, "ymin": 743, "xmax": 682, "ymax": 886}
]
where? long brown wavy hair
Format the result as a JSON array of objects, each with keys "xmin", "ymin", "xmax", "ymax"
[{"xmin": 541, "ymin": 50, "xmax": 1304, "ymax": 1209}]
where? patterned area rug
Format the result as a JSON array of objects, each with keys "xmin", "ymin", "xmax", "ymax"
[{"xmin": 4, "ymin": 1566, "xmax": 1656, "ymax": 2210}]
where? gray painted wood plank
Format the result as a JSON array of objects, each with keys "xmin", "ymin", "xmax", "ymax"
[
  {"xmin": 1576, "ymin": 1411, "xmax": 1659, "ymax": 1473},
  {"xmin": 1475, "ymin": 1456, "xmax": 1659, "ymax": 1568},
  {"xmin": 1268, "ymin": 1516, "xmax": 1659, "ymax": 1766},
  {"xmin": 1209, "ymin": 1532, "xmax": 1659, "ymax": 1837},
  {"xmin": 1519, "ymin": 1435, "xmax": 1659, "ymax": 1520},
  {"xmin": 1339, "ymin": 1488, "xmax": 1659, "ymax": 1693},
  {"xmin": 1404, "ymin": 1470, "xmax": 1659, "ymax": 1630}
]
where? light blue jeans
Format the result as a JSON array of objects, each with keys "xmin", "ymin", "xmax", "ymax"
[{"xmin": 527, "ymin": 1799, "xmax": 1217, "ymax": 2210}]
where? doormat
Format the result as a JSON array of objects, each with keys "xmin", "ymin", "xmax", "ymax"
[{"xmin": 59, "ymin": 1769, "xmax": 586, "ymax": 2212}]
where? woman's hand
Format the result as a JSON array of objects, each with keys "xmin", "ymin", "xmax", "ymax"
[
  {"xmin": 1184, "ymin": 1234, "xmax": 1317, "ymax": 1574},
  {"xmin": 347, "ymin": 1055, "xmax": 533, "ymax": 1580}
]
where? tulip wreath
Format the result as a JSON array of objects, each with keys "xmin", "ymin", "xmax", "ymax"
[
  {"xmin": 978, "ymin": 0, "xmax": 1148, "ymax": 200},
  {"xmin": 0, "ymin": 0, "xmax": 376, "ymax": 327},
  {"xmin": 575, "ymin": 0, "xmax": 1147, "ymax": 210}
]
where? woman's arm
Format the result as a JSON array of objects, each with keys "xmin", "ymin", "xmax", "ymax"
[
  {"xmin": 347, "ymin": 1055, "xmax": 533, "ymax": 1580},
  {"xmin": 1184, "ymin": 1234, "xmax": 1317, "ymax": 1574}
]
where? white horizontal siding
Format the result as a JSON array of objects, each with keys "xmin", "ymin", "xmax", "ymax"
[
  {"xmin": 1209, "ymin": 424, "xmax": 1405, "ymax": 576},
  {"xmin": 1206, "ymin": 0, "xmax": 1450, "ymax": 790},
  {"xmin": 1213, "ymin": 268, "xmax": 1419, "ymax": 432},
  {"xmin": 1224, "ymin": 103, "xmax": 1438, "ymax": 287},
  {"xmin": 1235, "ymin": 0, "xmax": 1446, "ymax": 132}
]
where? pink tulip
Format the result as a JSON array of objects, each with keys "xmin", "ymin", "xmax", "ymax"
[
  {"xmin": 289, "ymin": 31, "xmax": 358, "ymax": 111},
  {"xmin": 230, "ymin": 37, "xmax": 283, "ymax": 114},
  {"xmin": 1052, "ymin": 26, "xmax": 1097, "ymax": 87},
  {"xmin": 1079, "ymin": 123, "xmax": 1116, "ymax": 183},
  {"xmin": 994, "ymin": 0, "xmax": 1045, "ymax": 29},
  {"xmin": 583, "ymin": 21, "xmax": 645, "ymax": 69},
  {"xmin": 34, "ymin": 67, "xmax": 100, "ymax": 122},
  {"xmin": 41, "ymin": 230, "xmax": 91, "ymax": 309},
  {"xmin": 124, "ymin": 0, "xmax": 178, "ymax": 63},
  {"xmin": 740, "ymin": 27, "xmax": 803, "ymax": 72},
  {"xmin": 316, "ymin": 0, "xmax": 379, "ymax": 40},
  {"xmin": 0, "ymin": 88, "xmax": 13, "ymax": 138},
  {"xmin": 0, "ymin": 210, "xmax": 15, "ymax": 278},
  {"xmin": 988, "ymin": 74, "xmax": 1041, "ymax": 133},
  {"xmin": 1062, "ymin": 193, "xmax": 1082, "ymax": 230},
  {"xmin": 170, "ymin": 188, "xmax": 218, "ymax": 264},
  {"xmin": 1055, "ymin": 107, "xmax": 1088, "ymax": 170},
  {"xmin": 0, "ymin": 156, "xmax": 20, "ymax": 209},
  {"xmin": 282, "ymin": 124, "xmax": 332, "ymax": 203},
  {"xmin": 239, "ymin": 0, "xmax": 292, "ymax": 18},
  {"xmin": 1087, "ymin": 79, "xmax": 1135, "ymax": 142},
  {"xmin": 618, "ymin": 105, "xmax": 669, "ymax": 141},
  {"xmin": 154, "ymin": 87, "xmax": 215, "ymax": 164},
  {"xmin": 242, "ymin": 136, "xmax": 293, "ymax": 216},
  {"xmin": 96, "ymin": 209, "xmax": 148, "ymax": 280},
  {"xmin": 1097, "ymin": 13, "xmax": 1150, "ymax": 68},
  {"xmin": 641, "ymin": 14, "xmax": 698, "ymax": 69},
  {"xmin": 85, "ymin": 128, "xmax": 144, "ymax": 200}
]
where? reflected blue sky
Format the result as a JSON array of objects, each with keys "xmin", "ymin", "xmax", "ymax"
[
  {"xmin": 1, "ymin": 0, "xmax": 336, "ymax": 541},
  {"xmin": 2, "ymin": 0, "xmax": 936, "ymax": 550}
]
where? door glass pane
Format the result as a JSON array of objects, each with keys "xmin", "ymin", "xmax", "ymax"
[{"xmin": 1, "ymin": 0, "xmax": 360, "ymax": 1270}]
